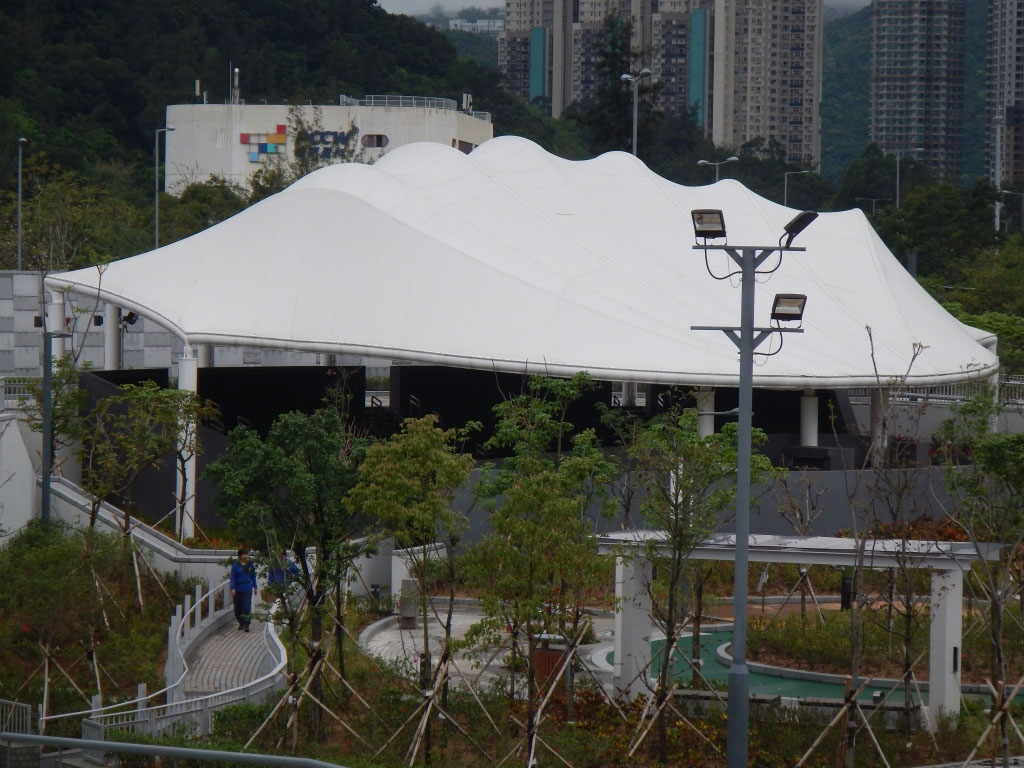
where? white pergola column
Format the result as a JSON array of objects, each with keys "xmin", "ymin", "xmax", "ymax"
[
  {"xmin": 614, "ymin": 555, "xmax": 652, "ymax": 698},
  {"xmin": 45, "ymin": 290, "xmax": 65, "ymax": 359},
  {"xmin": 697, "ymin": 387, "xmax": 715, "ymax": 438},
  {"xmin": 177, "ymin": 345, "xmax": 198, "ymax": 542},
  {"xmin": 869, "ymin": 387, "xmax": 889, "ymax": 465},
  {"xmin": 800, "ymin": 388, "xmax": 818, "ymax": 446},
  {"xmin": 103, "ymin": 303, "xmax": 121, "ymax": 370},
  {"xmin": 197, "ymin": 344, "xmax": 213, "ymax": 368},
  {"xmin": 928, "ymin": 567, "xmax": 963, "ymax": 729}
]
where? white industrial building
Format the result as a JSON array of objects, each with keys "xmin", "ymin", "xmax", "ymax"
[{"xmin": 164, "ymin": 96, "xmax": 494, "ymax": 194}]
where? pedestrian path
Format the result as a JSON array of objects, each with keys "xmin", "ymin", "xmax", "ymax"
[{"xmin": 181, "ymin": 617, "xmax": 270, "ymax": 697}]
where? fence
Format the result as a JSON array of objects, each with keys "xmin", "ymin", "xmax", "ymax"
[
  {"xmin": 80, "ymin": 600, "xmax": 286, "ymax": 747},
  {"xmin": 1, "ymin": 733, "xmax": 348, "ymax": 768},
  {"xmin": 848, "ymin": 375, "xmax": 1024, "ymax": 406},
  {"xmin": 0, "ymin": 377, "xmax": 37, "ymax": 409}
]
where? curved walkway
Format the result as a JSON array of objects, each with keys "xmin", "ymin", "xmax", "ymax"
[{"xmin": 182, "ymin": 617, "xmax": 271, "ymax": 697}]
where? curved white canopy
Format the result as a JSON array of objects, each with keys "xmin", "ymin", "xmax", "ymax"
[{"xmin": 49, "ymin": 136, "xmax": 997, "ymax": 388}]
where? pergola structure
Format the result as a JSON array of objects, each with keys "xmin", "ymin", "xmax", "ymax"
[
  {"xmin": 599, "ymin": 531, "xmax": 1000, "ymax": 730},
  {"xmin": 45, "ymin": 136, "xmax": 998, "ymax": 532}
]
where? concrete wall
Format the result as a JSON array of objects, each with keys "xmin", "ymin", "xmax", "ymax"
[
  {"xmin": 0, "ymin": 414, "xmax": 37, "ymax": 538},
  {"xmin": 165, "ymin": 102, "xmax": 494, "ymax": 194}
]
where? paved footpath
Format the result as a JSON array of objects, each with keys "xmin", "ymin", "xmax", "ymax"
[{"xmin": 181, "ymin": 616, "xmax": 270, "ymax": 697}]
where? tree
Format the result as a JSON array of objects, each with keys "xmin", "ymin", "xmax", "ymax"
[
  {"xmin": 77, "ymin": 380, "xmax": 180, "ymax": 535},
  {"xmin": 628, "ymin": 405, "xmax": 772, "ymax": 763},
  {"xmin": 937, "ymin": 391, "xmax": 1024, "ymax": 767},
  {"xmin": 346, "ymin": 415, "xmax": 474, "ymax": 764},
  {"xmin": 204, "ymin": 405, "xmax": 370, "ymax": 734},
  {"xmin": 467, "ymin": 373, "xmax": 615, "ymax": 765}
]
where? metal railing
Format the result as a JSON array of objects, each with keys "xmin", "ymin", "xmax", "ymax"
[
  {"xmin": 359, "ymin": 94, "xmax": 457, "ymax": 111},
  {"xmin": 0, "ymin": 700, "xmax": 31, "ymax": 734},
  {"xmin": 848, "ymin": 375, "xmax": 1024, "ymax": 406},
  {"xmin": 1, "ymin": 733, "xmax": 349, "ymax": 768},
  {"xmin": 0, "ymin": 376, "xmax": 38, "ymax": 409},
  {"xmin": 82, "ymin": 599, "xmax": 287, "ymax": 742}
]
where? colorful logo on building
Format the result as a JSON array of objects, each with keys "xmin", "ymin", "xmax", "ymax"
[{"xmin": 240, "ymin": 125, "xmax": 287, "ymax": 163}]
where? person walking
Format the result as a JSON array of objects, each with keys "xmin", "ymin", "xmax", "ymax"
[
  {"xmin": 267, "ymin": 550, "xmax": 300, "ymax": 593},
  {"xmin": 230, "ymin": 547, "xmax": 258, "ymax": 632}
]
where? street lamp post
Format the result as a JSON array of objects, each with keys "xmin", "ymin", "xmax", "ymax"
[
  {"xmin": 784, "ymin": 170, "xmax": 809, "ymax": 207},
  {"xmin": 999, "ymin": 189, "xmax": 1024, "ymax": 233},
  {"xmin": 895, "ymin": 147, "xmax": 923, "ymax": 209},
  {"xmin": 41, "ymin": 330, "xmax": 72, "ymax": 524},
  {"xmin": 697, "ymin": 156, "xmax": 739, "ymax": 182},
  {"xmin": 154, "ymin": 126, "xmax": 175, "ymax": 250},
  {"xmin": 690, "ymin": 208, "xmax": 815, "ymax": 768},
  {"xmin": 17, "ymin": 137, "xmax": 26, "ymax": 270},
  {"xmin": 855, "ymin": 196, "xmax": 890, "ymax": 215},
  {"xmin": 620, "ymin": 69, "xmax": 652, "ymax": 156}
]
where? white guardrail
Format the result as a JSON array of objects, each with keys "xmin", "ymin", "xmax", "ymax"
[
  {"xmin": 848, "ymin": 375, "xmax": 1024, "ymax": 405},
  {"xmin": 79, "ymin": 596, "xmax": 286, "ymax": 749}
]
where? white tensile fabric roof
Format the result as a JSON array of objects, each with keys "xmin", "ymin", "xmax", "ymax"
[{"xmin": 50, "ymin": 136, "xmax": 997, "ymax": 388}]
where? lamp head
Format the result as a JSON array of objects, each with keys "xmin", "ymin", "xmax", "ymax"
[
  {"xmin": 620, "ymin": 73, "xmax": 632, "ymax": 82},
  {"xmin": 783, "ymin": 210, "xmax": 818, "ymax": 247},
  {"xmin": 771, "ymin": 294, "xmax": 807, "ymax": 323},
  {"xmin": 691, "ymin": 209, "xmax": 726, "ymax": 239}
]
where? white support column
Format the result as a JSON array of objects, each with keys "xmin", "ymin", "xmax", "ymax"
[
  {"xmin": 697, "ymin": 387, "xmax": 715, "ymax": 438},
  {"xmin": 928, "ymin": 567, "xmax": 963, "ymax": 729},
  {"xmin": 104, "ymin": 303, "xmax": 121, "ymax": 370},
  {"xmin": 614, "ymin": 555, "xmax": 652, "ymax": 698},
  {"xmin": 197, "ymin": 344, "xmax": 213, "ymax": 368},
  {"xmin": 800, "ymin": 388, "xmax": 818, "ymax": 446},
  {"xmin": 869, "ymin": 387, "xmax": 889, "ymax": 465},
  {"xmin": 177, "ymin": 345, "xmax": 198, "ymax": 542},
  {"xmin": 45, "ymin": 290, "xmax": 65, "ymax": 359}
]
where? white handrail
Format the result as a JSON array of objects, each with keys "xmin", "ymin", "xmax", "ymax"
[{"xmin": 40, "ymin": 579, "xmax": 232, "ymax": 723}]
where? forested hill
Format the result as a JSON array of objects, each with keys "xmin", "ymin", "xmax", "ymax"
[{"xmin": 0, "ymin": 0, "xmax": 578, "ymax": 176}]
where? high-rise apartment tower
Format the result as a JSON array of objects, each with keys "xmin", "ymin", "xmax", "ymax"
[
  {"xmin": 988, "ymin": 0, "xmax": 1024, "ymax": 188},
  {"xmin": 870, "ymin": 0, "xmax": 965, "ymax": 182},
  {"xmin": 712, "ymin": 0, "xmax": 823, "ymax": 167}
]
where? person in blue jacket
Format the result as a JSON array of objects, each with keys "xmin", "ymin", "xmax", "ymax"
[
  {"xmin": 266, "ymin": 550, "xmax": 301, "ymax": 596},
  {"xmin": 230, "ymin": 547, "xmax": 258, "ymax": 631}
]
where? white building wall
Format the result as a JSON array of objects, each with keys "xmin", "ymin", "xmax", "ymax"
[{"xmin": 164, "ymin": 102, "xmax": 494, "ymax": 194}]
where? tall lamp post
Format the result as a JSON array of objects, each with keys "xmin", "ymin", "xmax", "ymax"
[
  {"xmin": 620, "ymin": 69, "xmax": 652, "ymax": 157},
  {"xmin": 783, "ymin": 170, "xmax": 809, "ymax": 207},
  {"xmin": 154, "ymin": 126, "xmax": 175, "ymax": 250},
  {"xmin": 690, "ymin": 208, "xmax": 816, "ymax": 768},
  {"xmin": 17, "ymin": 137, "xmax": 26, "ymax": 270},
  {"xmin": 999, "ymin": 189, "xmax": 1024, "ymax": 233},
  {"xmin": 894, "ymin": 147, "xmax": 922, "ymax": 209},
  {"xmin": 855, "ymin": 196, "xmax": 890, "ymax": 215},
  {"xmin": 697, "ymin": 156, "xmax": 739, "ymax": 182},
  {"xmin": 41, "ymin": 330, "xmax": 72, "ymax": 524}
]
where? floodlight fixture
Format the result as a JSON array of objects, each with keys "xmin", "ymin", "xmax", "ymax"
[
  {"xmin": 782, "ymin": 210, "xmax": 818, "ymax": 247},
  {"xmin": 771, "ymin": 293, "xmax": 807, "ymax": 322},
  {"xmin": 692, "ymin": 209, "xmax": 726, "ymax": 239}
]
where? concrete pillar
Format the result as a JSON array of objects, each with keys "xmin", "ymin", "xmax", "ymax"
[
  {"xmin": 869, "ymin": 387, "xmax": 889, "ymax": 466},
  {"xmin": 800, "ymin": 388, "xmax": 818, "ymax": 446},
  {"xmin": 697, "ymin": 387, "xmax": 715, "ymax": 438},
  {"xmin": 45, "ymin": 290, "xmax": 65, "ymax": 359},
  {"xmin": 103, "ymin": 303, "xmax": 121, "ymax": 370},
  {"xmin": 183, "ymin": 594, "xmax": 192, "ymax": 642},
  {"xmin": 928, "ymin": 567, "xmax": 963, "ymax": 729},
  {"xmin": 614, "ymin": 555, "xmax": 652, "ymax": 698},
  {"xmin": 197, "ymin": 344, "xmax": 213, "ymax": 368},
  {"xmin": 177, "ymin": 346, "xmax": 198, "ymax": 542}
]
